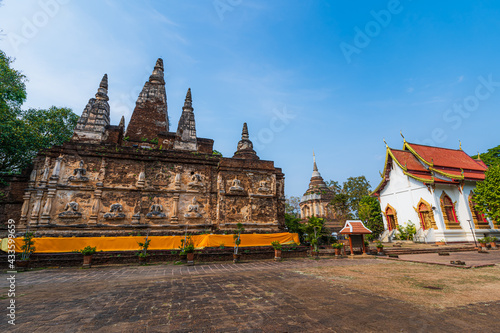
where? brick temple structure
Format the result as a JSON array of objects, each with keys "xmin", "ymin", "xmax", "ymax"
[
  {"xmin": 299, "ymin": 153, "xmax": 342, "ymax": 231},
  {"xmin": 2, "ymin": 59, "xmax": 285, "ymax": 236}
]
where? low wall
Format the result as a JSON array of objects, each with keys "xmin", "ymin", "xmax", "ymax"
[{"xmin": 0, "ymin": 246, "xmax": 309, "ymax": 269}]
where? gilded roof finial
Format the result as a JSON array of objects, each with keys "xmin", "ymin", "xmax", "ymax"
[
  {"xmin": 459, "ymin": 140, "xmax": 462, "ymax": 150},
  {"xmin": 400, "ymin": 131, "xmax": 406, "ymax": 143},
  {"xmin": 383, "ymin": 138, "xmax": 388, "ymax": 148},
  {"xmin": 477, "ymin": 151, "xmax": 481, "ymax": 160}
]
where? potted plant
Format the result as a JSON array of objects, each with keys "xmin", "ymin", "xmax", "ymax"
[
  {"xmin": 184, "ymin": 237, "xmax": 195, "ymax": 265},
  {"xmin": 332, "ymin": 242, "xmax": 343, "ymax": 256},
  {"xmin": 137, "ymin": 234, "xmax": 151, "ymax": 265},
  {"xmin": 363, "ymin": 240, "xmax": 370, "ymax": 254},
  {"xmin": 478, "ymin": 237, "xmax": 488, "ymax": 250},
  {"xmin": 233, "ymin": 223, "xmax": 245, "ymax": 263},
  {"xmin": 376, "ymin": 241, "xmax": 384, "ymax": 255},
  {"xmin": 489, "ymin": 236, "xmax": 498, "ymax": 249},
  {"xmin": 271, "ymin": 240, "xmax": 282, "ymax": 261},
  {"xmin": 78, "ymin": 246, "xmax": 97, "ymax": 267},
  {"xmin": 18, "ymin": 231, "xmax": 36, "ymax": 270},
  {"xmin": 178, "ymin": 239, "xmax": 188, "ymax": 263}
]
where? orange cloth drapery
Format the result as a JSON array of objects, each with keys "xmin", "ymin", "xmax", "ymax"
[{"xmin": 2, "ymin": 233, "xmax": 300, "ymax": 253}]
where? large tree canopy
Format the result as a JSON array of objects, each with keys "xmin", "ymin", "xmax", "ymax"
[
  {"xmin": 473, "ymin": 164, "xmax": 500, "ymax": 225},
  {"xmin": 0, "ymin": 50, "xmax": 78, "ymax": 174},
  {"xmin": 327, "ymin": 176, "xmax": 371, "ymax": 218}
]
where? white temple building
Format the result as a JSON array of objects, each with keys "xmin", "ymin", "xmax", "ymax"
[{"xmin": 372, "ymin": 138, "xmax": 499, "ymax": 243}]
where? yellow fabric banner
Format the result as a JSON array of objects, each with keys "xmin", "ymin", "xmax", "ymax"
[{"xmin": 1, "ymin": 233, "xmax": 299, "ymax": 253}]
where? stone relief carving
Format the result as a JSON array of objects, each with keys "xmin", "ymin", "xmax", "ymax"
[
  {"xmin": 229, "ymin": 178, "xmax": 244, "ymax": 192},
  {"xmin": 146, "ymin": 202, "xmax": 166, "ymax": 219},
  {"xmin": 187, "ymin": 173, "xmax": 204, "ymax": 191},
  {"xmin": 258, "ymin": 180, "xmax": 271, "ymax": 193},
  {"xmin": 68, "ymin": 160, "xmax": 89, "ymax": 182},
  {"xmin": 58, "ymin": 201, "xmax": 82, "ymax": 218},
  {"xmin": 40, "ymin": 156, "xmax": 51, "ymax": 184},
  {"xmin": 136, "ymin": 171, "xmax": 146, "ymax": 188},
  {"xmin": 103, "ymin": 203, "xmax": 126, "ymax": 220},
  {"xmin": 97, "ymin": 158, "xmax": 106, "ymax": 183},
  {"xmin": 184, "ymin": 197, "xmax": 202, "ymax": 218},
  {"xmin": 155, "ymin": 168, "xmax": 171, "ymax": 182}
]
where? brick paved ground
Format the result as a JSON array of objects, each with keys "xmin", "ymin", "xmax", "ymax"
[
  {"xmin": 1, "ymin": 257, "xmax": 500, "ymax": 332},
  {"xmin": 397, "ymin": 249, "xmax": 500, "ymax": 267}
]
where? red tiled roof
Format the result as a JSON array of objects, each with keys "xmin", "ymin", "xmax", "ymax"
[
  {"xmin": 339, "ymin": 220, "xmax": 372, "ymax": 235},
  {"xmin": 406, "ymin": 143, "xmax": 487, "ymax": 171},
  {"xmin": 390, "ymin": 149, "xmax": 427, "ymax": 172}
]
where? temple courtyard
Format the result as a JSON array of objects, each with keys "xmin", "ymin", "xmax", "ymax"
[{"xmin": 2, "ymin": 254, "xmax": 500, "ymax": 332}]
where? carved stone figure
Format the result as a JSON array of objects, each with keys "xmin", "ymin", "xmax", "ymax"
[
  {"xmin": 68, "ymin": 160, "xmax": 89, "ymax": 182},
  {"xmin": 230, "ymin": 178, "xmax": 244, "ymax": 192},
  {"xmin": 258, "ymin": 180, "xmax": 271, "ymax": 193},
  {"xmin": 103, "ymin": 203, "xmax": 126, "ymax": 220},
  {"xmin": 185, "ymin": 197, "xmax": 202, "ymax": 218},
  {"xmin": 146, "ymin": 202, "xmax": 166, "ymax": 219},
  {"xmin": 58, "ymin": 201, "xmax": 82, "ymax": 218},
  {"xmin": 187, "ymin": 173, "xmax": 204, "ymax": 190}
]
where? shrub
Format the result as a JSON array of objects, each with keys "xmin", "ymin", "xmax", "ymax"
[
  {"xmin": 332, "ymin": 243, "xmax": 343, "ymax": 249},
  {"xmin": 395, "ymin": 221, "xmax": 417, "ymax": 241},
  {"xmin": 20, "ymin": 231, "xmax": 36, "ymax": 261},
  {"xmin": 78, "ymin": 246, "xmax": 97, "ymax": 256},
  {"xmin": 271, "ymin": 241, "xmax": 282, "ymax": 250}
]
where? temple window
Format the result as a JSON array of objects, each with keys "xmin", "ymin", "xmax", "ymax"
[
  {"xmin": 440, "ymin": 192, "xmax": 462, "ymax": 229},
  {"xmin": 468, "ymin": 191, "xmax": 490, "ymax": 229}
]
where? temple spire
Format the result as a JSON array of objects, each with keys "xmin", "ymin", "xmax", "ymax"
[
  {"xmin": 233, "ymin": 122, "xmax": 259, "ymax": 160},
  {"xmin": 313, "ymin": 150, "xmax": 318, "ymax": 172},
  {"xmin": 173, "ymin": 88, "xmax": 197, "ymax": 151},
  {"xmin": 72, "ymin": 74, "xmax": 110, "ymax": 142},
  {"xmin": 184, "ymin": 88, "xmax": 192, "ymax": 108},
  {"xmin": 125, "ymin": 58, "xmax": 169, "ymax": 141},
  {"xmin": 119, "ymin": 116, "xmax": 125, "ymax": 128}
]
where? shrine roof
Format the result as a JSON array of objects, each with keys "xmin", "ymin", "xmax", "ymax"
[{"xmin": 339, "ymin": 220, "xmax": 372, "ymax": 235}]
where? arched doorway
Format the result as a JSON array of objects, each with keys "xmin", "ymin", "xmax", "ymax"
[
  {"xmin": 440, "ymin": 192, "xmax": 462, "ymax": 229},
  {"xmin": 385, "ymin": 204, "xmax": 398, "ymax": 231}
]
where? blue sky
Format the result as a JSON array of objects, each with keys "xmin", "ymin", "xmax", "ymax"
[{"xmin": 1, "ymin": 0, "xmax": 499, "ymax": 197}]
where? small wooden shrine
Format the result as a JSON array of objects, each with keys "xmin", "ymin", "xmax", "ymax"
[{"xmin": 339, "ymin": 220, "xmax": 372, "ymax": 255}]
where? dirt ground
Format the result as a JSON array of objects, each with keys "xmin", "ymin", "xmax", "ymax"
[
  {"xmin": 1, "ymin": 258, "xmax": 500, "ymax": 332},
  {"xmin": 299, "ymin": 260, "xmax": 500, "ymax": 309}
]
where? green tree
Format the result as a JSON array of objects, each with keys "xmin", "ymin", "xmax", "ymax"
[
  {"xmin": 473, "ymin": 164, "xmax": 500, "ymax": 225},
  {"xmin": 285, "ymin": 195, "xmax": 301, "ymax": 217},
  {"xmin": 471, "ymin": 145, "xmax": 500, "ymax": 167},
  {"xmin": 0, "ymin": 50, "xmax": 78, "ymax": 174},
  {"xmin": 343, "ymin": 176, "xmax": 371, "ymax": 218},
  {"xmin": 301, "ymin": 216, "xmax": 325, "ymax": 252},
  {"xmin": 358, "ymin": 196, "xmax": 384, "ymax": 239},
  {"xmin": 327, "ymin": 176, "xmax": 371, "ymax": 219},
  {"xmin": 285, "ymin": 213, "xmax": 304, "ymax": 243},
  {"xmin": 329, "ymin": 193, "xmax": 352, "ymax": 222}
]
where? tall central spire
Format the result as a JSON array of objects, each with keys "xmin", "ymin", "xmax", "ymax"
[{"xmin": 125, "ymin": 58, "xmax": 169, "ymax": 142}]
